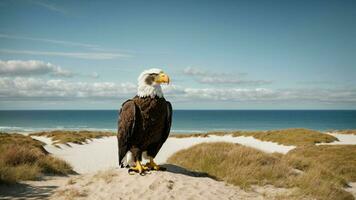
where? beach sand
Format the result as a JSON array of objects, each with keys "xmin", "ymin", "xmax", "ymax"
[
  {"xmin": 1, "ymin": 132, "xmax": 355, "ymax": 200},
  {"xmin": 32, "ymin": 134, "xmax": 295, "ymax": 173},
  {"xmin": 321, "ymin": 132, "xmax": 356, "ymax": 145},
  {"xmin": 49, "ymin": 167, "xmax": 295, "ymax": 200},
  {"xmin": 0, "ymin": 166, "xmax": 296, "ymax": 200}
]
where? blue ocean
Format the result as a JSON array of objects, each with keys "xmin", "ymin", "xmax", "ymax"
[{"xmin": 0, "ymin": 110, "xmax": 355, "ymax": 133}]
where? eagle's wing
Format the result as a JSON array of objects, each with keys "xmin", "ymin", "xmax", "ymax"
[
  {"xmin": 149, "ymin": 101, "xmax": 173, "ymax": 158},
  {"xmin": 117, "ymin": 100, "xmax": 136, "ymax": 167},
  {"xmin": 165, "ymin": 101, "xmax": 173, "ymax": 138}
]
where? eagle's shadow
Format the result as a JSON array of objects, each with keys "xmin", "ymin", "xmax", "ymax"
[{"xmin": 160, "ymin": 164, "xmax": 216, "ymax": 179}]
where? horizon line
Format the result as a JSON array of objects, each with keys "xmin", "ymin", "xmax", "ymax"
[{"xmin": 0, "ymin": 109, "xmax": 355, "ymax": 111}]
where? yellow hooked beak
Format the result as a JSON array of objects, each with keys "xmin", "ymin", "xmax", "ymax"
[{"xmin": 155, "ymin": 72, "xmax": 170, "ymax": 84}]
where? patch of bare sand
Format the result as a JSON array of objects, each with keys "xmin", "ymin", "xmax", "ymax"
[
  {"xmin": 0, "ymin": 176, "xmax": 69, "ymax": 200},
  {"xmin": 346, "ymin": 182, "xmax": 356, "ymax": 199},
  {"xmin": 50, "ymin": 165, "xmax": 296, "ymax": 200},
  {"xmin": 323, "ymin": 132, "xmax": 356, "ymax": 145}
]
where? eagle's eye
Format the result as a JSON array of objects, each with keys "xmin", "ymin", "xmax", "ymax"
[{"xmin": 145, "ymin": 73, "xmax": 158, "ymax": 85}]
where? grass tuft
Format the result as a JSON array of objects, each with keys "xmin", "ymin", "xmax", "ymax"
[
  {"xmin": 285, "ymin": 145, "xmax": 356, "ymax": 182},
  {"xmin": 30, "ymin": 130, "xmax": 115, "ymax": 145},
  {"xmin": 0, "ymin": 133, "xmax": 74, "ymax": 184},
  {"xmin": 171, "ymin": 128, "xmax": 338, "ymax": 146},
  {"xmin": 334, "ymin": 130, "xmax": 356, "ymax": 135},
  {"xmin": 168, "ymin": 142, "xmax": 356, "ymax": 200},
  {"xmin": 231, "ymin": 128, "xmax": 338, "ymax": 146},
  {"xmin": 168, "ymin": 142, "xmax": 296, "ymax": 189}
]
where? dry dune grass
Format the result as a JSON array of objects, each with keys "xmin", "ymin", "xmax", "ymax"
[
  {"xmin": 231, "ymin": 128, "xmax": 338, "ymax": 146},
  {"xmin": 171, "ymin": 128, "xmax": 338, "ymax": 146},
  {"xmin": 285, "ymin": 145, "xmax": 356, "ymax": 181},
  {"xmin": 283, "ymin": 145, "xmax": 356, "ymax": 200},
  {"xmin": 170, "ymin": 133, "xmax": 211, "ymax": 138},
  {"xmin": 30, "ymin": 130, "xmax": 115, "ymax": 145},
  {"xmin": 168, "ymin": 142, "xmax": 296, "ymax": 189},
  {"xmin": 335, "ymin": 130, "xmax": 356, "ymax": 135},
  {"xmin": 0, "ymin": 133, "xmax": 74, "ymax": 184},
  {"xmin": 168, "ymin": 142, "xmax": 356, "ymax": 200}
]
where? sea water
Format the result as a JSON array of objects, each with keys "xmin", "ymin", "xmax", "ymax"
[{"xmin": 0, "ymin": 110, "xmax": 355, "ymax": 133}]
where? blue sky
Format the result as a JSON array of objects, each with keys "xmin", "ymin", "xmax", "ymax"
[{"xmin": 0, "ymin": 0, "xmax": 355, "ymax": 109}]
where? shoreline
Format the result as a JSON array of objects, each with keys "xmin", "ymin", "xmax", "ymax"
[{"xmin": 1, "ymin": 126, "xmax": 355, "ymax": 135}]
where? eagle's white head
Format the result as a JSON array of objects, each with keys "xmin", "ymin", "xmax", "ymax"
[{"xmin": 137, "ymin": 68, "xmax": 170, "ymax": 98}]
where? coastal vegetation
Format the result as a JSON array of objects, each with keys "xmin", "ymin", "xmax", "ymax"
[
  {"xmin": 230, "ymin": 128, "xmax": 338, "ymax": 146},
  {"xmin": 0, "ymin": 133, "xmax": 74, "ymax": 184},
  {"xmin": 334, "ymin": 130, "xmax": 356, "ymax": 135},
  {"xmin": 284, "ymin": 145, "xmax": 356, "ymax": 200},
  {"xmin": 170, "ymin": 128, "xmax": 338, "ymax": 146},
  {"xmin": 168, "ymin": 142, "xmax": 356, "ymax": 200},
  {"xmin": 168, "ymin": 142, "xmax": 295, "ymax": 188},
  {"xmin": 30, "ymin": 130, "xmax": 115, "ymax": 145}
]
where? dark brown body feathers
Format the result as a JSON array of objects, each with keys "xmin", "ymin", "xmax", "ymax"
[{"xmin": 117, "ymin": 96, "xmax": 172, "ymax": 166}]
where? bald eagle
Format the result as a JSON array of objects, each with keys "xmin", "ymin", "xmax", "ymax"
[{"xmin": 117, "ymin": 68, "xmax": 172, "ymax": 174}]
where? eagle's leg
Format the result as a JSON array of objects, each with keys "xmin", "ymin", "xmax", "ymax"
[
  {"xmin": 129, "ymin": 160, "xmax": 148, "ymax": 174},
  {"xmin": 145, "ymin": 157, "xmax": 165, "ymax": 171}
]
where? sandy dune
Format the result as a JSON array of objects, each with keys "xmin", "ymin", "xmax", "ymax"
[
  {"xmin": 50, "ymin": 167, "xmax": 294, "ymax": 200},
  {"xmin": 32, "ymin": 132, "xmax": 355, "ymax": 174},
  {"xmin": 0, "ymin": 166, "xmax": 295, "ymax": 200},
  {"xmin": 32, "ymin": 136, "xmax": 118, "ymax": 174},
  {"xmin": 322, "ymin": 132, "xmax": 356, "ymax": 145},
  {"xmin": 32, "ymin": 135, "xmax": 295, "ymax": 173},
  {"xmin": 0, "ymin": 176, "xmax": 69, "ymax": 200},
  {"xmin": 2, "ymin": 132, "xmax": 355, "ymax": 200}
]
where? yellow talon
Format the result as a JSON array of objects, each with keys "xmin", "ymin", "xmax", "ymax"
[
  {"xmin": 145, "ymin": 158, "xmax": 162, "ymax": 171},
  {"xmin": 129, "ymin": 160, "xmax": 148, "ymax": 174}
]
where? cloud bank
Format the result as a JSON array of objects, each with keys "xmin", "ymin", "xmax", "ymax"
[
  {"xmin": 0, "ymin": 77, "xmax": 355, "ymax": 104},
  {"xmin": 183, "ymin": 67, "xmax": 271, "ymax": 86},
  {"xmin": 0, "ymin": 60, "xmax": 72, "ymax": 77},
  {"xmin": 0, "ymin": 77, "xmax": 136, "ymax": 100}
]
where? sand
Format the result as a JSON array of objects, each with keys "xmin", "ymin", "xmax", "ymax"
[
  {"xmin": 32, "ymin": 136, "xmax": 118, "ymax": 174},
  {"xmin": 32, "ymin": 134, "xmax": 295, "ymax": 173},
  {"xmin": 322, "ymin": 132, "xmax": 356, "ymax": 145},
  {"xmin": 49, "ymin": 167, "xmax": 295, "ymax": 200},
  {"xmin": 0, "ymin": 176, "xmax": 69, "ymax": 200},
  {"xmin": 2, "ymin": 132, "xmax": 355, "ymax": 200},
  {"xmin": 31, "ymin": 132, "xmax": 356, "ymax": 174}
]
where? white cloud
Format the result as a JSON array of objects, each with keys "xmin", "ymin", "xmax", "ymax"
[
  {"xmin": 183, "ymin": 67, "xmax": 208, "ymax": 76},
  {"xmin": 0, "ymin": 76, "xmax": 354, "ymax": 104},
  {"xmin": 0, "ymin": 77, "xmax": 137, "ymax": 100},
  {"xmin": 198, "ymin": 77, "xmax": 272, "ymax": 85},
  {"xmin": 0, "ymin": 49, "xmax": 130, "ymax": 60},
  {"xmin": 89, "ymin": 72, "xmax": 100, "ymax": 79},
  {"xmin": 179, "ymin": 87, "xmax": 356, "ymax": 103},
  {"xmin": 182, "ymin": 88, "xmax": 276, "ymax": 101},
  {"xmin": 0, "ymin": 60, "xmax": 72, "ymax": 77},
  {"xmin": 183, "ymin": 67, "xmax": 270, "ymax": 86}
]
